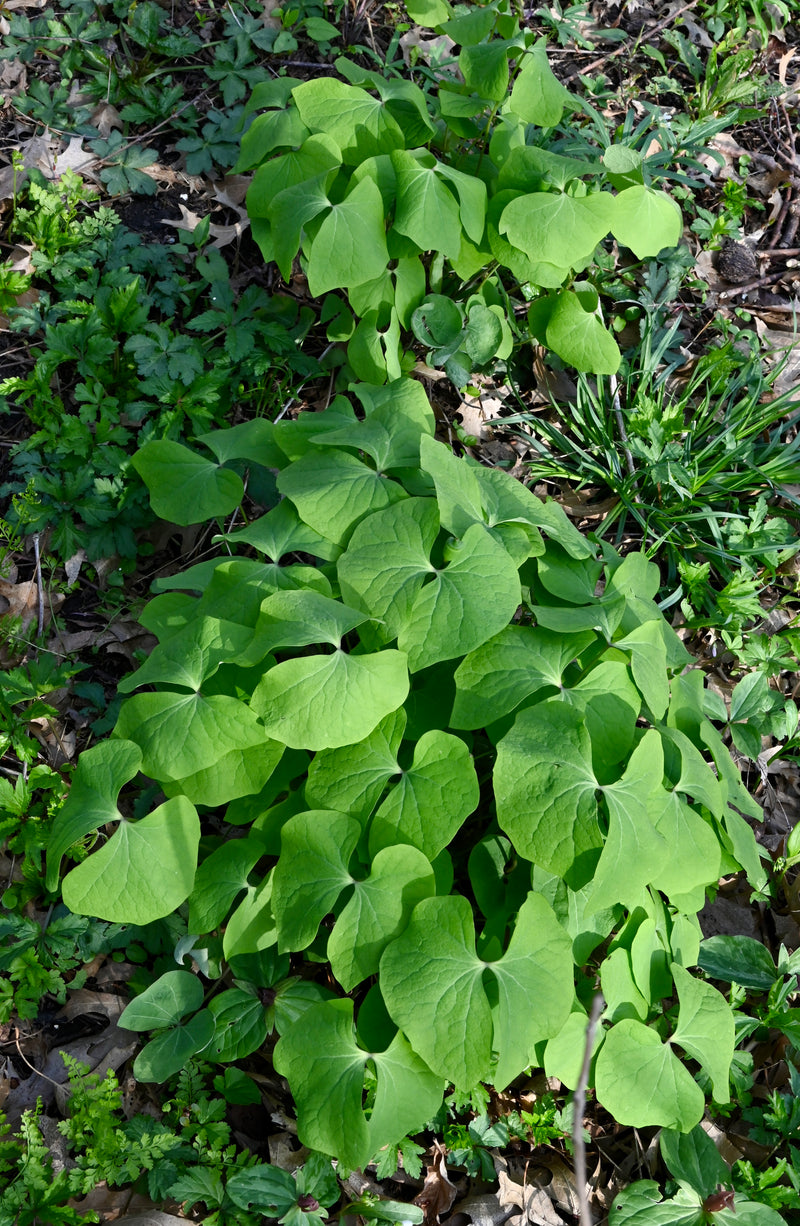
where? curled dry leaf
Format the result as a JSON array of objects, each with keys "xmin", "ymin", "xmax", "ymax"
[{"xmin": 415, "ymin": 1142, "xmax": 458, "ymax": 1226}]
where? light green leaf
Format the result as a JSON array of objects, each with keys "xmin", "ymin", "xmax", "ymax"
[
  {"xmin": 225, "ymin": 499, "xmax": 336, "ymax": 563},
  {"xmin": 272, "ymin": 810, "xmax": 360, "ymax": 950},
  {"xmin": 507, "ymin": 39, "xmax": 570, "ymax": 126},
  {"xmin": 274, "ymin": 998, "xmax": 444, "ymax": 1169},
  {"xmin": 650, "ymin": 790, "xmax": 721, "ymax": 907},
  {"xmin": 306, "ymin": 710, "xmax": 405, "ymax": 819},
  {"xmin": 595, "ymin": 1018, "xmax": 705, "ymax": 1131},
  {"xmin": 494, "ymin": 701, "xmax": 601, "ymax": 883},
  {"xmin": 62, "ymin": 796, "xmax": 200, "ymax": 924},
  {"xmin": 610, "ymin": 185, "xmax": 682, "ymax": 259},
  {"xmin": 453, "ymin": 625, "xmax": 596, "ymax": 730},
  {"xmin": 306, "ymin": 176, "xmax": 390, "ymax": 295},
  {"xmin": 132, "ymin": 440, "xmax": 243, "ymax": 525},
  {"xmin": 117, "ymin": 615, "xmax": 258, "ymax": 694},
  {"xmin": 588, "ymin": 732, "xmax": 669, "ymax": 914},
  {"xmin": 292, "ymin": 78, "xmax": 404, "ymax": 160},
  {"xmin": 115, "ymin": 691, "xmax": 269, "ymax": 783},
  {"xmin": 545, "ymin": 289, "xmax": 621, "ymax": 374},
  {"xmin": 278, "ymin": 448, "xmax": 407, "ymax": 546},
  {"xmin": 500, "ymin": 193, "xmax": 611, "ymax": 269},
  {"xmin": 119, "ymin": 970, "xmax": 204, "ymax": 1030},
  {"xmin": 269, "ymin": 172, "xmax": 333, "ymax": 280},
  {"xmin": 246, "ymin": 134, "xmax": 341, "ymax": 218},
  {"xmin": 616, "ymin": 620, "xmax": 670, "ymax": 719},
  {"xmin": 391, "ymin": 150, "xmax": 462, "ymax": 257},
  {"xmin": 46, "ymin": 740, "xmax": 142, "ymax": 890},
  {"xmin": 459, "ymin": 41, "xmax": 509, "ymax": 103},
  {"xmin": 397, "ymin": 523, "xmax": 521, "ymax": 672},
  {"xmin": 563, "ymin": 659, "xmax": 641, "ymax": 767},
  {"xmin": 329, "ymin": 845, "xmax": 436, "ymax": 990},
  {"xmin": 380, "ymin": 892, "xmax": 573, "ymax": 1090},
  {"xmin": 609, "ymin": 1181, "xmax": 704, "ymax": 1226},
  {"xmin": 251, "ymin": 649, "xmax": 410, "ymax": 750},
  {"xmin": 435, "ymin": 163, "xmax": 487, "ymax": 244},
  {"xmin": 671, "ymin": 964, "xmax": 734, "ymax": 1102},
  {"xmin": 369, "ymin": 729, "xmax": 479, "ymax": 859},
  {"xmin": 337, "ymin": 498, "xmax": 438, "ymax": 638},
  {"xmin": 223, "ymin": 874, "xmax": 277, "ymax": 959},
  {"xmin": 188, "ymin": 838, "xmax": 265, "ymax": 934},
  {"xmin": 419, "ymin": 433, "xmax": 485, "ymax": 535},
  {"xmin": 544, "ymin": 1009, "xmax": 604, "ymax": 1089}
]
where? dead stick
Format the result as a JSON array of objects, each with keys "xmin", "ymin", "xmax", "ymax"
[{"xmin": 574, "ymin": 994, "xmax": 604, "ymax": 1226}]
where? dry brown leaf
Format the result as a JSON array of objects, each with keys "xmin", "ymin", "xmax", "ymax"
[
  {"xmin": 414, "ymin": 1142, "xmax": 458, "ymax": 1226},
  {"xmin": 0, "ymin": 58, "xmax": 27, "ymax": 93},
  {"xmin": 0, "ymin": 577, "xmax": 39, "ymax": 633},
  {"xmin": 90, "ymin": 101, "xmax": 123, "ymax": 138}
]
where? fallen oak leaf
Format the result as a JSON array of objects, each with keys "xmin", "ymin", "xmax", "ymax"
[{"xmin": 414, "ymin": 1142, "xmax": 458, "ymax": 1226}]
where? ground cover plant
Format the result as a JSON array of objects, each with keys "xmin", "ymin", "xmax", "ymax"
[{"xmin": 3, "ymin": 1, "xmax": 800, "ymax": 1223}]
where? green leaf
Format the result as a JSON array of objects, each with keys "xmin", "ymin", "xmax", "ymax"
[
  {"xmin": 329, "ymin": 844, "xmax": 436, "ymax": 990},
  {"xmin": 132, "ymin": 440, "xmax": 243, "ymax": 525},
  {"xmin": 500, "ymin": 193, "xmax": 611, "ymax": 269},
  {"xmin": 595, "ymin": 1018, "xmax": 705, "ymax": 1131},
  {"xmin": 223, "ymin": 875, "xmax": 277, "ymax": 960},
  {"xmin": 133, "ymin": 1011, "xmax": 215, "ymax": 1083},
  {"xmin": 659, "ymin": 1125, "xmax": 731, "ymax": 1200},
  {"xmin": 494, "ymin": 701, "xmax": 602, "ymax": 884},
  {"xmin": 459, "ymin": 41, "xmax": 509, "ymax": 103},
  {"xmin": 380, "ymin": 892, "xmax": 574, "ymax": 1090},
  {"xmin": 62, "ymin": 796, "xmax": 200, "ymax": 924},
  {"xmin": 272, "ymin": 810, "xmax": 360, "ymax": 951},
  {"xmin": 615, "ymin": 621, "xmax": 670, "ymax": 719},
  {"xmin": 278, "ymin": 448, "xmax": 407, "ymax": 546},
  {"xmin": 391, "ymin": 150, "xmax": 462, "ymax": 257},
  {"xmin": 588, "ymin": 732, "xmax": 670, "ymax": 913},
  {"xmin": 610, "ymin": 186, "xmax": 682, "ymax": 259},
  {"xmin": 545, "ymin": 289, "xmax": 621, "ymax": 374},
  {"xmin": 306, "ymin": 710, "xmax": 406, "ymax": 820},
  {"xmin": 247, "ymin": 134, "xmax": 341, "ymax": 218},
  {"xmin": 453, "ymin": 625, "xmax": 593, "ymax": 729},
  {"xmin": 251, "ymin": 649, "xmax": 410, "ymax": 750},
  {"xmin": 115, "ymin": 691, "xmax": 270, "ymax": 785},
  {"xmin": 338, "ymin": 498, "xmax": 440, "ymax": 639},
  {"xmin": 119, "ymin": 970, "xmax": 204, "ymax": 1030},
  {"xmin": 226, "ymin": 499, "xmax": 336, "ymax": 563},
  {"xmin": 697, "ymin": 935, "xmax": 777, "ymax": 991},
  {"xmin": 46, "ymin": 739, "xmax": 142, "ymax": 890},
  {"xmin": 368, "ymin": 729, "xmax": 479, "ymax": 860},
  {"xmin": 227, "ymin": 1165, "xmax": 297, "ymax": 1216},
  {"xmin": 609, "ymin": 1182, "xmax": 704, "ymax": 1226},
  {"xmin": 404, "ymin": 0, "xmax": 452, "ymax": 24},
  {"xmin": 292, "ymin": 78, "xmax": 404, "ymax": 161},
  {"xmin": 507, "ymin": 39, "xmax": 570, "ymax": 126},
  {"xmin": 188, "ymin": 838, "xmax": 265, "ymax": 934},
  {"xmin": 207, "ymin": 988, "xmax": 268, "ymax": 1061},
  {"xmin": 563, "ymin": 660, "xmax": 641, "ymax": 768},
  {"xmin": 306, "ymin": 176, "xmax": 390, "ymax": 295},
  {"xmin": 274, "ymin": 998, "xmax": 444, "ymax": 1169},
  {"xmin": 397, "ymin": 523, "xmax": 521, "ymax": 672}
]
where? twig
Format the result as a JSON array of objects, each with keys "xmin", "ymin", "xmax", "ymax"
[
  {"xmin": 33, "ymin": 531, "xmax": 44, "ymax": 639},
  {"xmin": 13, "ymin": 1028, "xmax": 64, "ymax": 1089},
  {"xmin": 609, "ymin": 373, "xmax": 638, "ymax": 489},
  {"xmin": 718, "ymin": 272, "xmax": 786, "ymax": 300},
  {"xmin": 574, "ymin": 994, "xmax": 604, "ymax": 1226}
]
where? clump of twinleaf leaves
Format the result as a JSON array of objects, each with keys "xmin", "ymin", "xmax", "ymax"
[
  {"xmin": 235, "ymin": 0, "xmax": 682, "ymax": 383},
  {"xmin": 45, "ymin": 373, "xmax": 769, "ymax": 1168}
]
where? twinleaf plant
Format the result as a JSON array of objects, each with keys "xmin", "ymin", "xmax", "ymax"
[
  {"xmin": 47, "ymin": 376, "xmax": 767, "ymax": 1168},
  {"xmin": 235, "ymin": 0, "xmax": 682, "ymax": 381}
]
